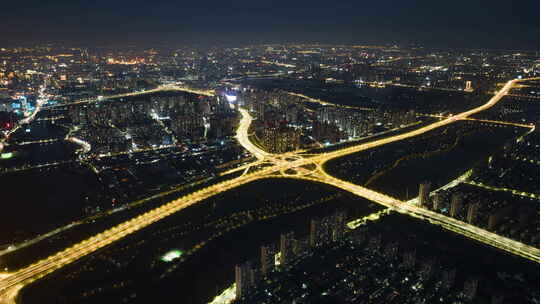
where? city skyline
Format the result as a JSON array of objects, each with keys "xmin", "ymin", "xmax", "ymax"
[{"xmin": 1, "ymin": 3, "xmax": 540, "ymax": 303}]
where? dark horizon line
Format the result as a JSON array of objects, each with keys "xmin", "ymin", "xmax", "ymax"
[{"xmin": 2, "ymin": 40, "xmax": 540, "ymax": 53}]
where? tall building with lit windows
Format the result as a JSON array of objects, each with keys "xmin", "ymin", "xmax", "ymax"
[
  {"xmin": 235, "ymin": 262, "xmax": 259, "ymax": 299},
  {"xmin": 418, "ymin": 181, "xmax": 431, "ymax": 208},
  {"xmin": 261, "ymin": 124, "xmax": 300, "ymax": 153},
  {"xmin": 467, "ymin": 203, "xmax": 480, "ymax": 224},
  {"xmin": 235, "ymin": 263, "xmax": 251, "ymax": 299},
  {"xmin": 280, "ymin": 232, "xmax": 295, "ymax": 266},
  {"xmin": 309, "ymin": 212, "xmax": 346, "ymax": 247},
  {"xmin": 260, "ymin": 244, "xmax": 277, "ymax": 276},
  {"xmin": 450, "ymin": 193, "xmax": 463, "ymax": 218},
  {"xmin": 432, "ymin": 192, "xmax": 445, "ymax": 212}
]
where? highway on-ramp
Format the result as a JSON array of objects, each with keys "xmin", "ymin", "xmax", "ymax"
[{"xmin": 1, "ymin": 77, "xmax": 538, "ymax": 303}]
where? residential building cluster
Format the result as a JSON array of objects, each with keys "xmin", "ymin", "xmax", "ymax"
[
  {"xmin": 233, "ymin": 212, "xmax": 486, "ymax": 304},
  {"xmin": 418, "ymin": 182, "xmax": 540, "ymax": 248},
  {"xmin": 239, "ymin": 88, "xmax": 418, "ymax": 153},
  {"xmin": 67, "ymin": 91, "xmax": 237, "ymax": 155}
]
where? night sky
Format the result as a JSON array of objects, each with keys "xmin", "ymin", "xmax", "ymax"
[{"xmin": 2, "ymin": 0, "xmax": 539, "ymax": 48}]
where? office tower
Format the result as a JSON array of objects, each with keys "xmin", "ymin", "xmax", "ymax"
[
  {"xmin": 309, "ymin": 218, "xmax": 321, "ymax": 247},
  {"xmin": 332, "ymin": 212, "xmax": 346, "ymax": 241},
  {"xmin": 488, "ymin": 213, "xmax": 500, "ymax": 230},
  {"xmin": 249, "ymin": 267, "xmax": 260, "ymax": 288},
  {"xmin": 450, "ymin": 193, "xmax": 462, "ymax": 218},
  {"xmin": 467, "ymin": 203, "xmax": 480, "ymax": 224},
  {"xmin": 432, "ymin": 192, "xmax": 445, "ymax": 212},
  {"xmin": 418, "ymin": 181, "xmax": 431, "ymax": 208},
  {"xmin": 235, "ymin": 262, "xmax": 253, "ymax": 299},
  {"xmin": 260, "ymin": 244, "xmax": 277, "ymax": 277},
  {"xmin": 280, "ymin": 232, "xmax": 295, "ymax": 266}
]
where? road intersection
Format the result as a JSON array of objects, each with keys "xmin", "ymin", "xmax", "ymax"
[{"xmin": 1, "ymin": 77, "xmax": 539, "ymax": 303}]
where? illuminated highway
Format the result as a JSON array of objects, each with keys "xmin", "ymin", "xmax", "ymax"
[
  {"xmin": 392, "ymin": 82, "xmax": 470, "ymax": 93},
  {"xmin": 260, "ymin": 60, "xmax": 296, "ymax": 68},
  {"xmin": 286, "ymin": 92, "xmax": 373, "ymax": 111},
  {"xmin": 66, "ymin": 137, "xmax": 91, "ymax": 154},
  {"xmin": 236, "ymin": 109, "xmax": 271, "ymax": 161},
  {"xmin": 421, "ymin": 113, "xmax": 536, "ymax": 129},
  {"xmin": 0, "ymin": 160, "xmax": 75, "ymax": 174},
  {"xmin": 46, "ymin": 83, "xmax": 215, "ymax": 107},
  {"xmin": 308, "ymin": 78, "xmax": 523, "ymax": 163},
  {"xmin": 406, "ymin": 169, "xmax": 473, "ymax": 205},
  {"xmin": 0, "ymin": 172, "xmax": 266, "ymax": 303},
  {"xmin": 465, "ymin": 180, "xmax": 540, "ymax": 200},
  {"xmin": 1, "ymin": 77, "xmax": 539, "ymax": 303},
  {"xmin": 11, "ymin": 139, "xmax": 60, "ymax": 146},
  {"xmin": 287, "ymin": 174, "xmax": 540, "ymax": 263},
  {"xmin": 507, "ymin": 93, "xmax": 540, "ymax": 100},
  {"xmin": 0, "ymin": 222, "xmax": 82, "ymax": 259}
]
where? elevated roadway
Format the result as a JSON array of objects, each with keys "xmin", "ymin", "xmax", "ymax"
[{"xmin": 1, "ymin": 77, "xmax": 539, "ymax": 303}]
